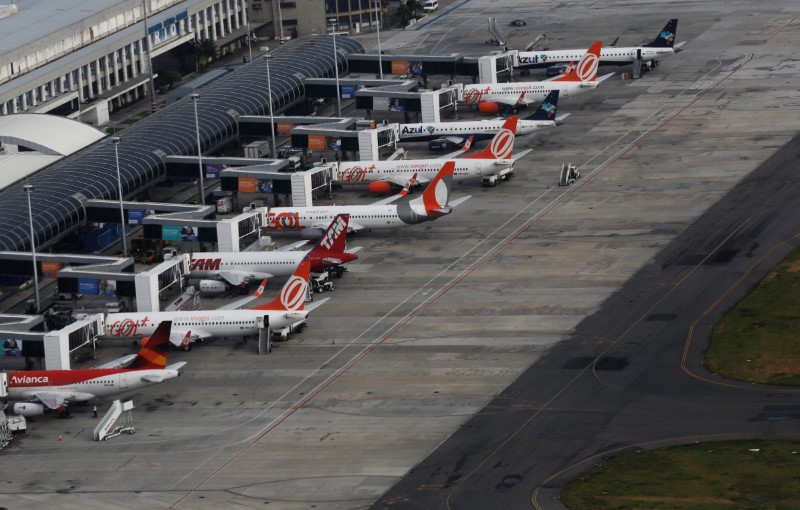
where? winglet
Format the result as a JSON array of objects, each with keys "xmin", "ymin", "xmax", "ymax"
[
  {"xmin": 399, "ymin": 173, "xmax": 419, "ymax": 197},
  {"xmin": 552, "ymin": 41, "xmax": 601, "ymax": 82},
  {"xmin": 467, "ymin": 116, "xmax": 518, "ymax": 160},
  {"xmin": 524, "ymin": 90, "xmax": 559, "ymax": 121},
  {"xmin": 254, "ymin": 279, "xmax": 268, "ymax": 297},
  {"xmin": 412, "ymin": 160, "xmax": 455, "ymax": 215},
  {"xmin": 128, "ymin": 320, "xmax": 172, "ymax": 370},
  {"xmin": 251, "ymin": 258, "xmax": 310, "ymax": 312}
]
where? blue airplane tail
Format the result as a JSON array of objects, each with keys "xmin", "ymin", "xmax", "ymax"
[
  {"xmin": 523, "ymin": 90, "xmax": 559, "ymax": 121},
  {"xmin": 645, "ymin": 19, "xmax": 677, "ymax": 48}
]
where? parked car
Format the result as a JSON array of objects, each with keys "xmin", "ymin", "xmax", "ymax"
[{"xmin": 509, "ymin": 19, "xmax": 527, "ymax": 27}]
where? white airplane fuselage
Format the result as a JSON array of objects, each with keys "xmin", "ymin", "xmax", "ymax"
[
  {"xmin": 462, "ymin": 81, "xmax": 594, "ymax": 105},
  {"xmin": 518, "ymin": 46, "xmax": 678, "ymax": 68},
  {"xmin": 189, "ymin": 251, "xmax": 306, "ymax": 280},
  {"xmin": 398, "ymin": 119, "xmax": 549, "ymax": 142},
  {"xmin": 102, "ymin": 309, "xmax": 307, "ymax": 340},
  {"xmin": 7, "ymin": 369, "xmax": 182, "ymax": 402},
  {"xmin": 266, "ymin": 205, "xmax": 421, "ymax": 231},
  {"xmin": 335, "ymin": 158, "xmax": 511, "ymax": 185}
]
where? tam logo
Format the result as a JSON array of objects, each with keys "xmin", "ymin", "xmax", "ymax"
[
  {"xmin": 320, "ymin": 216, "xmax": 347, "ymax": 250},
  {"xmin": 11, "ymin": 375, "xmax": 49, "ymax": 385},
  {"xmin": 191, "ymin": 258, "xmax": 222, "ymax": 271}
]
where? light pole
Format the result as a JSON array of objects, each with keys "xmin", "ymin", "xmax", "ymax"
[
  {"xmin": 111, "ymin": 137, "xmax": 128, "ymax": 256},
  {"xmin": 190, "ymin": 93, "xmax": 205, "ymax": 205},
  {"xmin": 23, "ymin": 184, "xmax": 40, "ymax": 314},
  {"xmin": 329, "ymin": 19, "xmax": 342, "ymax": 117},
  {"xmin": 374, "ymin": 0, "xmax": 383, "ymax": 79},
  {"xmin": 142, "ymin": 0, "xmax": 157, "ymax": 112},
  {"xmin": 265, "ymin": 53, "xmax": 276, "ymax": 159},
  {"xmin": 246, "ymin": 21, "xmax": 253, "ymax": 62}
]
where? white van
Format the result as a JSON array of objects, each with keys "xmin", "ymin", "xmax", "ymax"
[{"xmin": 423, "ymin": 0, "xmax": 438, "ymax": 13}]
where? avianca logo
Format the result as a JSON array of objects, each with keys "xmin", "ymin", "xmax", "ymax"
[
  {"xmin": 11, "ymin": 375, "xmax": 49, "ymax": 385},
  {"xmin": 191, "ymin": 258, "xmax": 222, "ymax": 271},
  {"xmin": 320, "ymin": 216, "xmax": 346, "ymax": 250}
]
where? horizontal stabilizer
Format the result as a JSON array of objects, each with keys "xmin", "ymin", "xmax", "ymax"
[
  {"xmin": 512, "ymin": 149, "xmax": 532, "ymax": 161},
  {"xmin": 141, "ymin": 374, "xmax": 165, "ymax": 383},
  {"xmin": 430, "ymin": 206, "xmax": 453, "ymax": 215},
  {"xmin": 305, "ymin": 297, "xmax": 330, "ymax": 312},
  {"xmin": 597, "ymin": 73, "xmax": 615, "ymax": 83},
  {"xmin": 167, "ymin": 361, "xmax": 188, "ymax": 372},
  {"xmin": 555, "ymin": 113, "xmax": 571, "ymax": 124},
  {"xmin": 346, "ymin": 246, "xmax": 363, "ymax": 254},
  {"xmin": 449, "ymin": 195, "xmax": 471, "ymax": 208},
  {"xmin": 674, "ymin": 41, "xmax": 687, "ymax": 51}
]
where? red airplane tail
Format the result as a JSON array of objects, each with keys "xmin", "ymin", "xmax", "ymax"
[
  {"xmin": 552, "ymin": 40, "xmax": 601, "ymax": 82},
  {"xmin": 309, "ymin": 214, "xmax": 349, "ymax": 256},
  {"xmin": 128, "ymin": 321, "xmax": 172, "ymax": 370},
  {"xmin": 252, "ymin": 258, "xmax": 310, "ymax": 312},
  {"xmin": 467, "ymin": 116, "xmax": 519, "ymax": 160}
]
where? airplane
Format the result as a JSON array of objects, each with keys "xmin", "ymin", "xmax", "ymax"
[
  {"xmin": 517, "ymin": 19, "xmax": 685, "ymax": 71},
  {"xmin": 397, "ymin": 90, "xmax": 568, "ymax": 145},
  {"xmin": 462, "ymin": 41, "xmax": 614, "ymax": 113},
  {"xmin": 189, "ymin": 214, "xmax": 358, "ymax": 294},
  {"xmin": 334, "ymin": 116, "xmax": 523, "ymax": 193},
  {"xmin": 265, "ymin": 160, "xmax": 469, "ymax": 233},
  {"xmin": 102, "ymin": 258, "xmax": 321, "ymax": 348},
  {"xmin": 6, "ymin": 321, "xmax": 186, "ymax": 419}
]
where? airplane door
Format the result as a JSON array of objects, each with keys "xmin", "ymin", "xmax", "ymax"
[
  {"xmin": 119, "ymin": 374, "xmax": 127, "ymax": 389},
  {"xmin": 636, "ymin": 49, "xmax": 642, "ymax": 60}
]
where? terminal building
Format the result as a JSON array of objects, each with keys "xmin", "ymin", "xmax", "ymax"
[{"xmin": 0, "ymin": 0, "xmax": 251, "ymax": 124}]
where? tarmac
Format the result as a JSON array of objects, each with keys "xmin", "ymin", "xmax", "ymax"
[{"xmin": 2, "ymin": 1, "xmax": 800, "ymax": 509}]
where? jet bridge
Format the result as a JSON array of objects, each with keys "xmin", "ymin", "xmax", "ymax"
[
  {"xmin": 133, "ymin": 255, "xmax": 191, "ymax": 313},
  {"xmin": 139, "ymin": 206, "xmax": 265, "ymax": 252},
  {"xmin": 220, "ymin": 165, "xmax": 336, "ymax": 208},
  {"xmin": 0, "ymin": 313, "xmax": 102, "ymax": 370}
]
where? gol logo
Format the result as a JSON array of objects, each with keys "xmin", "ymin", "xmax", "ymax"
[
  {"xmin": 576, "ymin": 53, "xmax": 599, "ymax": 81},
  {"xmin": 268, "ymin": 212, "xmax": 300, "ymax": 229},
  {"xmin": 280, "ymin": 276, "xmax": 307, "ymax": 311},
  {"xmin": 463, "ymin": 88, "xmax": 483, "ymax": 104},
  {"xmin": 489, "ymin": 129, "xmax": 514, "ymax": 159}
]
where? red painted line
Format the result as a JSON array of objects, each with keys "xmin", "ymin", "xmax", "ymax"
[{"xmin": 172, "ymin": 45, "xmax": 758, "ymax": 509}]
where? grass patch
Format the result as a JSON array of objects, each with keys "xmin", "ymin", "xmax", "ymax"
[
  {"xmin": 561, "ymin": 440, "xmax": 800, "ymax": 510},
  {"xmin": 706, "ymin": 247, "xmax": 800, "ymax": 385}
]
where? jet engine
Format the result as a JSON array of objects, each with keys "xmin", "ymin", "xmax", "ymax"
[
  {"xmin": 198, "ymin": 280, "xmax": 227, "ymax": 294},
  {"xmin": 300, "ymin": 228, "xmax": 325, "ymax": 240},
  {"xmin": 478, "ymin": 102, "xmax": 501, "ymax": 114},
  {"xmin": 368, "ymin": 181, "xmax": 393, "ymax": 195},
  {"xmin": 13, "ymin": 402, "xmax": 44, "ymax": 417}
]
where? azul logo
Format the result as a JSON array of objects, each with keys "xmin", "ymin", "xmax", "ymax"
[
  {"xmin": 11, "ymin": 374, "xmax": 49, "ymax": 385},
  {"xmin": 320, "ymin": 216, "xmax": 346, "ymax": 250},
  {"xmin": 425, "ymin": 125, "xmax": 435, "ymax": 134},
  {"xmin": 108, "ymin": 316, "xmax": 151, "ymax": 337},
  {"xmin": 659, "ymin": 30, "xmax": 674, "ymax": 43},
  {"xmin": 539, "ymin": 101, "xmax": 556, "ymax": 117},
  {"xmin": 519, "ymin": 54, "xmax": 548, "ymax": 64},
  {"xmin": 191, "ymin": 258, "xmax": 221, "ymax": 271},
  {"xmin": 401, "ymin": 126, "xmax": 424, "ymax": 134}
]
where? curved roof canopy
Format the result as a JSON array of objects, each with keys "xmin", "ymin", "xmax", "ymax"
[
  {"xmin": 0, "ymin": 36, "xmax": 364, "ymax": 251},
  {"xmin": 0, "ymin": 113, "xmax": 105, "ymax": 156}
]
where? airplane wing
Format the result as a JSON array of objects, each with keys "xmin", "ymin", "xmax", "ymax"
[
  {"xmin": 371, "ymin": 173, "xmax": 428, "ymax": 206},
  {"xmin": 276, "ymin": 240, "xmax": 310, "ymax": 252},
  {"xmin": 438, "ymin": 136, "xmax": 474, "ymax": 159},
  {"xmin": 218, "ymin": 270, "xmax": 273, "ymax": 286},
  {"xmin": 348, "ymin": 221, "xmax": 366, "ymax": 232},
  {"xmin": 609, "ymin": 36, "xmax": 619, "ymax": 47},
  {"xmin": 170, "ymin": 328, "xmax": 212, "ymax": 348},
  {"xmin": 97, "ymin": 354, "xmax": 138, "ymax": 369},
  {"xmin": 32, "ymin": 392, "xmax": 79, "ymax": 410},
  {"xmin": 216, "ymin": 278, "xmax": 268, "ymax": 311}
]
